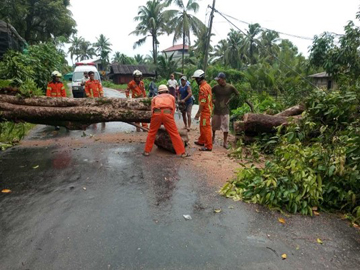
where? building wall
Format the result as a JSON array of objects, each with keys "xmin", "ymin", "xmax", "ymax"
[
  {"xmin": 113, "ymin": 75, "xmax": 133, "ymax": 84},
  {"xmin": 313, "ymin": 78, "xmax": 338, "ymax": 90}
]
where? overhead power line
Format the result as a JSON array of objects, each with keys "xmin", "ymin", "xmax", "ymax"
[{"xmin": 207, "ymin": 5, "xmax": 319, "ymax": 89}]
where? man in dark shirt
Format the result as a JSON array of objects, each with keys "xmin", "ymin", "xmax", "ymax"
[{"xmin": 212, "ymin": 72, "xmax": 239, "ymax": 148}]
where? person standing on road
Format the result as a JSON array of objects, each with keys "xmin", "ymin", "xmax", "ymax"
[
  {"xmin": 46, "ymin": 71, "xmax": 67, "ymax": 130},
  {"xmin": 148, "ymin": 77, "xmax": 158, "ymax": 97},
  {"xmin": 126, "ymin": 70, "xmax": 148, "ymax": 131},
  {"xmin": 85, "ymin": 71, "xmax": 104, "ymax": 98},
  {"xmin": 46, "ymin": 71, "xmax": 67, "ymax": 98},
  {"xmin": 143, "ymin": 85, "xmax": 189, "ymax": 158},
  {"xmin": 78, "ymin": 71, "xmax": 90, "ymax": 98},
  {"xmin": 167, "ymin": 73, "xmax": 178, "ymax": 97},
  {"xmin": 212, "ymin": 72, "xmax": 240, "ymax": 149},
  {"xmin": 178, "ymin": 76, "xmax": 193, "ymax": 131},
  {"xmin": 193, "ymin": 69, "xmax": 213, "ymax": 151}
]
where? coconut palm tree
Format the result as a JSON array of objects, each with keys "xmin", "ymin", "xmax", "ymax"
[
  {"xmin": 130, "ymin": 0, "xmax": 170, "ymax": 66},
  {"xmin": 260, "ymin": 30, "xmax": 280, "ymax": 63},
  {"xmin": 157, "ymin": 52, "xmax": 179, "ymax": 79},
  {"xmin": 224, "ymin": 29, "xmax": 246, "ymax": 69},
  {"xmin": 76, "ymin": 40, "xmax": 96, "ymax": 61},
  {"xmin": 68, "ymin": 35, "xmax": 84, "ymax": 64},
  {"xmin": 112, "ymin": 52, "xmax": 135, "ymax": 64},
  {"xmin": 134, "ymin": 54, "xmax": 145, "ymax": 64},
  {"xmin": 242, "ymin": 23, "xmax": 262, "ymax": 64},
  {"xmin": 212, "ymin": 39, "xmax": 229, "ymax": 66},
  {"xmin": 164, "ymin": 0, "xmax": 205, "ymax": 73},
  {"xmin": 93, "ymin": 34, "xmax": 112, "ymax": 70}
]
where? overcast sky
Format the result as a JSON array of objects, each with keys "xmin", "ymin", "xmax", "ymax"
[{"xmin": 67, "ymin": 0, "xmax": 360, "ymax": 63}]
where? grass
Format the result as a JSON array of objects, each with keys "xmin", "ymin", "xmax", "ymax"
[{"xmin": 102, "ymin": 81, "xmax": 127, "ymax": 90}]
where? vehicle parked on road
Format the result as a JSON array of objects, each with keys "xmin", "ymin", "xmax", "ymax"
[{"xmin": 71, "ymin": 63, "xmax": 101, "ymax": 98}]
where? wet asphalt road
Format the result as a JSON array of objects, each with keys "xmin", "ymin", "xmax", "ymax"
[{"xmin": 1, "ymin": 88, "xmax": 360, "ymax": 270}]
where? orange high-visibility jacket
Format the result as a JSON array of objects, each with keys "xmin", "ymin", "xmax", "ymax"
[
  {"xmin": 151, "ymin": 93, "xmax": 176, "ymax": 113},
  {"xmin": 198, "ymin": 81, "xmax": 213, "ymax": 115},
  {"xmin": 85, "ymin": 80, "xmax": 103, "ymax": 98},
  {"xmin": 126, "ymin": 80, "xmax": 146, "ymax": 98},
  {"xmin": 46, "ymin": 81, "xmax": 66, "ymax": 97}
]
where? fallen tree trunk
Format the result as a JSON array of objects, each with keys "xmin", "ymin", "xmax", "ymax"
[
  {"xmin": 0, "ymin": 95, "xmax": 152, "ymax": 130},
  {"xmin": 275, "ymin": 104, "xmax": 305, "ymax": 117},
  {"xmin": 233, "ymin": 113, "xmax": 289, "ymax": 134}
]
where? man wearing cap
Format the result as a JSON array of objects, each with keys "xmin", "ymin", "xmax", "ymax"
[
  {"xmin": 212, "ymin": 72, "xmax": 239, "ymax": 148},
  {"xmin": 144, "ymin": 85, "xmax": 188, "ymax": 158},
  {"xmin": 178, "ymin": 75, "xmax": 193, "ymax": 131},
  {"xmin": 85, "ymin": 71, "xmax": 104, "ymax": 98}
]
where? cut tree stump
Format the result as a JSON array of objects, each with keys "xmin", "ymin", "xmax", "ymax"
[
  {"xmin": 0, "ymin": 95, "xmax": 152, "ymax": 129},
  {"xmin": 155, "ymin": 127, "xmax": 189, "ymax": 154}
]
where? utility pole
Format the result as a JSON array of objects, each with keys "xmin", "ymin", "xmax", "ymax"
[{"xmin": 203, "ymin": 0, "xmax": 216, "ymax": 74}]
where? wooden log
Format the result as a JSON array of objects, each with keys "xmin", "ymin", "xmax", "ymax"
[
  {"xmin": 0, "ymin": 95, "xmax": 152, "ymax": 130},
  {"xmin": 233, "ymin": 121, "xmax": 245, "ymax": 135},
  {"xmin": 154, "ymin": 127, "xmax": 188, "ymax": 153},
  {"xmin": 275, "ymin": 104, "xmax": 305, "ymax": 117},
  {"xmin": 243, "ymin": 113, "xmax": 288, "ymax": 133}
]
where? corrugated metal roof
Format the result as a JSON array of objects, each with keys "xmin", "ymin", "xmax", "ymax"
[
  {"xmin": 308, "ymin": 72, "xmax": 330, "ymax": 78},
  {"xmin": 110, "ymin": 64, "xmax": 155, "ymax": 75},
  {"xmin": 163, "ymin": 44, "xmax": 189, "ymax": 52}
]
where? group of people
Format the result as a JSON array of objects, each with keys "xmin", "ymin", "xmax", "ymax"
[
  {"xmin": 130, "ymin": 69, "xmax": 239, "ymax": 157},
  {"xmin": 46, "ymin": 68, "xmax": 238, "ymax": 156},
  {"xmin": 46, "ymin": 70, "xmax": 103, "ymax": 99}
]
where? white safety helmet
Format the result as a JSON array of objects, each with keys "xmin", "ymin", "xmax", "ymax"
[
  {"xmin": 133, "ymin": 70, "xmax": 142, "ymax": 77},
  {"xmin": 158, "ymin": 84, "xmax": 169, "ymax": 93},
  {"xmin": 191, "ymin": 69, "xmax": 205, "ymax": 79},
  {"xmin": 51, "ymin": 70, "xmax": 62, "ymax": 77}
]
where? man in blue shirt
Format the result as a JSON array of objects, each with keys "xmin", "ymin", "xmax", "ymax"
[{"xmin": 178, "ymin": 76, "xmax": 193, "ymax": 131}]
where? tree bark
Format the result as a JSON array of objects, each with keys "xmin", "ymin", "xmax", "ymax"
[
  {"xmin": 0, "ymin": 95, "xmax": 152, "ymax": 130},
  {"xmin": 154, "ymin": 127, "xmax": 188, "ymax": 154},
  {"xmin": 241, "ymin": 113, "xmax": 289, "ymax": 134},
  {"xmin": 275, "ymin": 104, "xmax": 305, "ymax": 117}
]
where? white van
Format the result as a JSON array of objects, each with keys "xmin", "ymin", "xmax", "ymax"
[{"xmin": 71, "ymin": 63, "xmax": 101, "ymax": 98}]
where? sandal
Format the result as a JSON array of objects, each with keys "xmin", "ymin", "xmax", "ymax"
[
  {"xmin": 143, "ymin": 152, "xmax": 150, "ymax": 156},
  {"xmin": 181, "ymin": 153, "xmax": 190, "ymax": 158},
  {"xmin": 194, "ymin": 141, "xmax": 204, "ymax": 146},
  {"xmin": 199, "ymin": 147, "xmax": 212, "ymax": 152}
]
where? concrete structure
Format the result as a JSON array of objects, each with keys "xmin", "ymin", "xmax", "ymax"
[{"xmin": 309, "ymin": 72, "xmax": 337, "ymax": 90}]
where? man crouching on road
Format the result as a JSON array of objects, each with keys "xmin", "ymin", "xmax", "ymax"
[
  {"xmin": 212, "ymin": 72, "xmax": 239, "ymax": 149},
  {"xmin": 143, "ymin": 85, "xmax": 189, "ymax": 158}
]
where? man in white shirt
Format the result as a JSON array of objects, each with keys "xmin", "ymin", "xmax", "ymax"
[{"xmin": 167, "ymin": 73, "xmax": 178, "ymax": 97}]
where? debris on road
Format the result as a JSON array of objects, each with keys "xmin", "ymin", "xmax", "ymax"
[{"xmin": 183, "ymin": 215, "xmax": 192, "ymax": 220}]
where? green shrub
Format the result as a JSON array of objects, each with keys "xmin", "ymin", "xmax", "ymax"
[{"xmin": 222, "ymin": 89, "xmax": 360, "ymax": 223}]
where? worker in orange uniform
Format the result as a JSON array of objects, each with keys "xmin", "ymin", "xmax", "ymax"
[
  {"xmin": 143, "ymin": 85, "xmax": 189, "ymax": 158},
  {"xmin": 85, "ymin": 71, "xmax": 104, "ymax": 98},
  {"xmin": 46, "ymin": 71, "xmax": 67, "ymax": 97},
  {"xmin": 193, "ymin": 69, "xmax": 213, "ymax": 151},
  {"xmin": 126, "ymin": 70, "xmax": 148, "ymax": 131},
  {"xmin": 46, "ymin": 71, "xmax": 67, "ymax": 130}
]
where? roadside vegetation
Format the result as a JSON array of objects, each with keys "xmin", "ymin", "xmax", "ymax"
[{"xmin": 1, "ymin": 0, "xmax": 359, "ymax": 224}]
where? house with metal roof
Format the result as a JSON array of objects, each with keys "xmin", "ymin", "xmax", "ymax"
[
  {"xmin": 309, "ymin": 72, "xmax": 337, "ymax": 90},
  {"xmin": 108, "ymin": 64, "xmax": 156, "ymax": 84}
]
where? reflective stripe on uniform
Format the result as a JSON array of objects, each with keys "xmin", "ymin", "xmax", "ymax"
[{"xmin": 203, "ymin": 119, "xmax": 206, "ymax": 126}]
